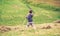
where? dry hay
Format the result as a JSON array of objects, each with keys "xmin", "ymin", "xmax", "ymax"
[
  {"xmin": 0, "ymin": 23, "xmax": 60, "ymax": 33},
  {"xmin": 0, "ymin": 26, "xmax": 11, "ymax": 33},
  {"xmin": 40, "ymin": 23, "xmax": 60, "ymax": 29},
  {"xmin": 53, "ymin": 20, "xmax": 60, "ymax": 23},
  {"xmin": 41, "ymin": 25, "xmax": 52, "ymax": 29}
]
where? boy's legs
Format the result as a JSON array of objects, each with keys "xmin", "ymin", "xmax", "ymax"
[
  {"xmin": 26, "ymin": 22, "xmax": 33, "ymax": 27},
  {"xmin": 26, "ymin": 22, "xmax": 32, "ymax": 28},
  {"xmin": 29, "ymin": 22, "xmax": 36, "ymax": 30},
  {"xmin": 26, "ymin": 22, "xmax": 30, "ymax": 28},
  {"xmin": 26, "ymin": 22, "xmax": 36, "ymax": 30},
  {"xmin": 29, "ymin": 22, "xmax": 33, "ymax": 27}
]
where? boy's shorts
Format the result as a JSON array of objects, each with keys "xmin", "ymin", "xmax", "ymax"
[{"xmin": 27, "ymin": 22, "xmax": 33, "ymax": 26}]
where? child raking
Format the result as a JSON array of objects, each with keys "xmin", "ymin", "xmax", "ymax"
[{"xmin": 26, "ymin": 9, "xmax": 36, "ymax": 29}]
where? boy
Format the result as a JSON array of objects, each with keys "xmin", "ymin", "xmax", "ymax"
[{"xmin": 26, "ymin": 9, "xmax": 36, "ymax": 29}]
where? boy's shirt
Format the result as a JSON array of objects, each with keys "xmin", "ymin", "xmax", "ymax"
[{"xmin": 26, "ymin": 13, "xmax": 33, "ymax": 22}]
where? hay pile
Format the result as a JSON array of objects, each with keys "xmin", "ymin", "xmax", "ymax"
[
  {"xmin": 0, "ymin": 26, "xmax": 11, "ymax": 33},
  {"xmin": 41, "ymin": 25, "xmax": 52, "ymax": 29},
  {"xmin": 53, "ymin": 20, "xmax": 60, "ymax": 23}
]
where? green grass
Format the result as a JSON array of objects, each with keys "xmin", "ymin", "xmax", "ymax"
[
  {"xmin": 0, "ymin": 0, "xmax": 60, "ymax": 25},
  {"xmin": 0, "ymin": 0, "xmax": 60, "ymax": 36}
]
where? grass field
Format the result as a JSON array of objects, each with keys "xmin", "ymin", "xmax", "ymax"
[
  {"xmin": 0, "ymin": 0, "xmax": 60, "ymax": 36},
  {"xmin": 0, "ymin": 0, "xmax": 60, "ymax": 25}
]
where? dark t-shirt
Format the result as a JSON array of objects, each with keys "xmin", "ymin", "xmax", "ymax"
[{"xmin": 26, "ymin": 13, "xmax": 33, "ymax": 22}]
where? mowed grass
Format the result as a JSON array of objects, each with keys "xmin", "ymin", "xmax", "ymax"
[{"xmin": 0, "ymin": 23, "xmax": 60, "ymax": 36}]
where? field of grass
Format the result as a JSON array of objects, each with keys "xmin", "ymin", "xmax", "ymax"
[
  {"xmin": 0, "ymin": 0, "xmax": 60, "ymax": 25},
  {"xmin": 0, "ymin": 0, "xmax": 60, "ymax": 36}
]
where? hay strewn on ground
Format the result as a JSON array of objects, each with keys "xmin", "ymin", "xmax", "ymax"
[{"xmin": 0, "ymin": 23, "xmax": 60, "ymax": 33}]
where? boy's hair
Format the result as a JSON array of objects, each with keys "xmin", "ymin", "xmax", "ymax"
[{"xmin": 29, "ymin": 10, "xmax": 32, "ymax": 13}]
